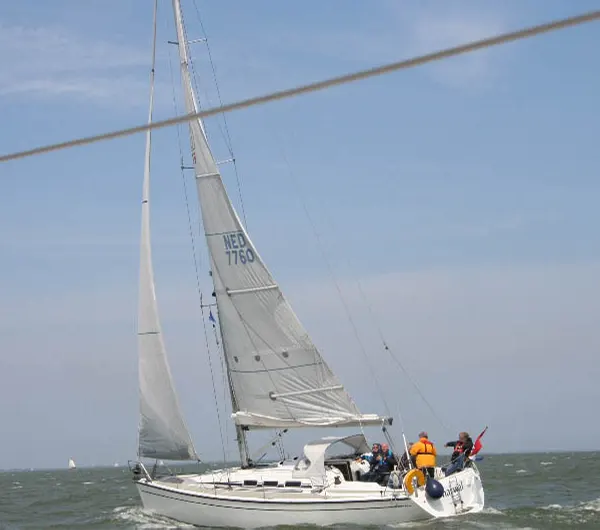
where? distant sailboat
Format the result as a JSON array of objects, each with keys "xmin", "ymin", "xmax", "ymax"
[{"xmin": 68, "ymin": 458, "xmax": 76, "ymax": 470}]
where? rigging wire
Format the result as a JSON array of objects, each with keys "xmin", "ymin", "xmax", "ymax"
[
  {"xmin": 210, "ymin": 317, "xmax": 231, "ymax": 458},
  {"xmin": 272, "ymin": 140, "xmax": 394, "ymax": 420},
  {"xmin": 282, "ymin": 154, "xmax": 455, "ymax": 433},
  {"xmin": 355, "ymin": 277, "xmax": 455, "ymax": 434},
  {"xmin": 1, "ymin": 9, "xmax": 599, "ymax": 163},
  {"xmin": 190, "ymin": 0, "xmax": 248, "ymax": 229},
  {"xmin": 272, "ymin": 134, "xmax": 453, "ymax": 434},
  {"xmin": 167, "ymin": 43, "xmax": 228, "ymax": 463}
]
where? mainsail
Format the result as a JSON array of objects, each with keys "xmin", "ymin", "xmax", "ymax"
[
  {"xmin": 172, "ymin": 0, "xmax": 387, "ymax": 430},
  {"xmin": 137, "ymin": 1, "xmax": 197, "ymax": 461}
]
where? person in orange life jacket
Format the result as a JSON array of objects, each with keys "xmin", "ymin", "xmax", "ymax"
[
  {"xmin": 443, "ymin": 431, "xmax": 473, "ymax": 476},
  {"xmin": 409, "ymin": 431, "xmax": 437, "ymax": 478}
]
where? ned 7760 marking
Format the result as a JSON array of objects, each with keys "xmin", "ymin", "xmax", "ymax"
[{"xmin": 223, "ymin": 231, "xmax": 255, "ymax": 266}]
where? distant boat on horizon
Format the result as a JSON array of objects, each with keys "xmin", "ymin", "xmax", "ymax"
[{"xmin": 68, "ymin": 458, "xmax": 76, "ymax": 470}]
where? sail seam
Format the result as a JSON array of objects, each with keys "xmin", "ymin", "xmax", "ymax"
[
  {"xmin": 269, "ymin": 385, "xmax": 344, "ymax": 400},
  {"xmin": 227, "ymin": 285, "xmax": 278, "ymax": 295},
  {"xmin": 210, "ymin": 258, "xmax": 300, "ymax": 424},
  {"xmin": 230, "ymin": 362, "xmax": 319, "ymax": 374}
]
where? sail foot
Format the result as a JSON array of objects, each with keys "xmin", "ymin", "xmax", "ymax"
[{"xmin": 232, "ymin": 411, "xmax": 392, "ymax": 429}]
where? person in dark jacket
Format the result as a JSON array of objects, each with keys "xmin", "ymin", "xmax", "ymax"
[
  {"xmin": 374, "ymin": 443, "xmax": 397, "ymax": 484},
  {"xmin": 444, "ymin": 432, "xmax": 473, "ymax": 476},
  {"xmin": 398, "ymin": 443, "xmax": 413, "ymax": 473},
  {"xmin": 357, "ymin": 443, "xmax": 382, "ymax": 482}
]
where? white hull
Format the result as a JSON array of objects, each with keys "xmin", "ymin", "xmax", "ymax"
[
  {"xmin": 137, "ymin": 482, "xmax": 426, "ymax": 527},
  {"xmin": 135, "ymin": 464, "xmax": 483, "ymax": 528}
]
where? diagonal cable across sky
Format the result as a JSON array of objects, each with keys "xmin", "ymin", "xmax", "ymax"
[{"xmin": 1, "ymin": 9, "xmax": 599, "ymax": 164}]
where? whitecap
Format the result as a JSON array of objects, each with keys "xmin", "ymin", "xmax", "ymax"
[
  {"xmin": 113, "ymin": 506, "xmax": 195, "ymax": 529},
  {"xmin": 580, "ymin": 498, "xmax": 600, "ymax": 512},
  {"xmin": 540, "ymin": 461, "xmax": 553, "ymax": 466},
  {"xmin": 481, "ymin": 506, "xmax": 504, "ymax": 515},
  {"xmin": 516, "ymin": 469, "xmax": 527, "ymax": 473}
]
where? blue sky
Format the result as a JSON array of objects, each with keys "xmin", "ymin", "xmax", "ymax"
[{"xmin": 1, "ymin": 0, "xmax": 599, "ymax": 470}]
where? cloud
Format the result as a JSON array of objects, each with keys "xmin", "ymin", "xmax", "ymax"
[
  {"xmin": 240, "ymin": 2, "xmax": 511, "ymax": 95},
  {"xmin": 0, "ymin": 23, "xmax": 164, "ymax": 105},
  {"xmin": 0, "ymin": 1, "xmax": 510, "ymax": 109},
  {"xmin": 1, "ymin": 259, "xmax": 599, "ymax": 467},
  {"xmin": 405, "ymin": 7, "xmax": 508, "ymax": 90}
]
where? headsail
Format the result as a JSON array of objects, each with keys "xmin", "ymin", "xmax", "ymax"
[
  {"xmin": 171, "ymin": 0, "xmax": 388, "ymax": 430},
  {"xmin": 137, "ymin": 0, "xmax": 197, "ymax": 461}
]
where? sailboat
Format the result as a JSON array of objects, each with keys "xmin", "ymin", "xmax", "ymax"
[
  {"xmin": 131, "ymin": 0, "xmax": 485, "ymax": 527},
  {"xmin": 68, "ymin": 458, "xmax": 76, "ymax": 470}
]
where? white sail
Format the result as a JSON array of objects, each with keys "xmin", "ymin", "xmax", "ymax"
[
  {"xmin": 171, "ymin": 0, "xmax": 388, "ymax": 430},
  {"xmin": 137, "ymin": 1, "xmax": 197, "ymax": 461},
  {"xmin": 68, "ymin": 458, "xmax": 76, "ymax": 469}
]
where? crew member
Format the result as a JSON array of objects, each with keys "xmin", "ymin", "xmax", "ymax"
[
  {"xmin": 444, "ymin": 431, "xmax": 473, "ymax": 476},
  {"xmin": 446, "ymin": 431, "xmax": 473, "ymax": 460},
  {"xmin": 398, "ymin": 442, "xmax": 413, "ymax": 473},
  {"xmin": 410, "ymin": 431, "xmax": 437, "ymax": 478}
]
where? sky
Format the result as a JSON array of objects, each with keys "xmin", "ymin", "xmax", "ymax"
[{"xmin": 1, "ymin": 0, "xmax": 599, "ymax": 470}]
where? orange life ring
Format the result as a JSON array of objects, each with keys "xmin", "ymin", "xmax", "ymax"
[{"xmin": 403, "ymin": 468, "xmax": 426, "ymax": 494}]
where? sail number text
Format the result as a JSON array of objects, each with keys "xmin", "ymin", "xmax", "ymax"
[{"xmin": 223, "ymin": 232, "xmax": 255, "ymax": 266}]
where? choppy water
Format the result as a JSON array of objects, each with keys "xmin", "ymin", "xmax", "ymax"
[{"xmin": 1, "ymin": 452, "xmax": 599, "ymax": 529}]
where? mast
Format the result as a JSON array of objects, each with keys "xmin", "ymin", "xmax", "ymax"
[
  {"xmin": 170, "ymin": 0, "xmax": 250, "ymax": 468},
  {"xmin": 215, "ymin": 298, "xmax": 251, "ymax": 467},
  {"xmin": 170, "ymin": 0, "xmax": 389, "ymax": 468}
]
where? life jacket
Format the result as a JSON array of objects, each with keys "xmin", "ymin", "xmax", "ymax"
[
  {"xmin": 454, "ymin": 440, "xmax": 465, "ymax": 454},
  {"xmin": 411, "ymin": 437, "xmax": 436, "ymax": 468}
]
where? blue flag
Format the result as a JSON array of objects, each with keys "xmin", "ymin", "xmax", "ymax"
[{"xmin": 208, "ymin": 310, "xmax": 216, "ymax": 324}]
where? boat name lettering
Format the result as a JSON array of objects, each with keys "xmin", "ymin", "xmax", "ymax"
[
  {"xmin": 223, "ymin": 232, "xmax": 255, "ymax": 265},
  {"xmin": 443, "ymin": 481, "xmax": 464, "ymax": 497}
]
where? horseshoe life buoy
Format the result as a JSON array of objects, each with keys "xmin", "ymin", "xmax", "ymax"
[{"xmin": 403, "ymin": 468, "xmax": 426, "ymax": 494}]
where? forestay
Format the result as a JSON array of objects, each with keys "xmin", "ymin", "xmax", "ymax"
[
  {"xmin": 137, "ymin": 1, "xmax": 197, "ymax": 461},
  {"xmin": 172, "ymin": 0, "xmax": 388, "ymax": 430}
]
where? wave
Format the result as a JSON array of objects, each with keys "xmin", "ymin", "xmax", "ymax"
[
  {"xmin": 542, "ymin": 497, "xmax": 600, "ymax": 513},
  {"xmin": 112, "ymin": 506, "xmax": 196, "ymax": 529}
]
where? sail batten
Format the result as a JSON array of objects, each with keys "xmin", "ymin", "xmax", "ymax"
[
  {"xmin": 137, "ymin": 0, "xmax": 197, "ymax": 461},
  {"xmin": 171, "ymin": 0, "xmax": 387, "ymax": 431}
]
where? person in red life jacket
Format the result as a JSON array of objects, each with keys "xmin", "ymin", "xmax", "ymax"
[{"xmin": 443, "ymin": 431, "xmax": 473, "ymax": 476}]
